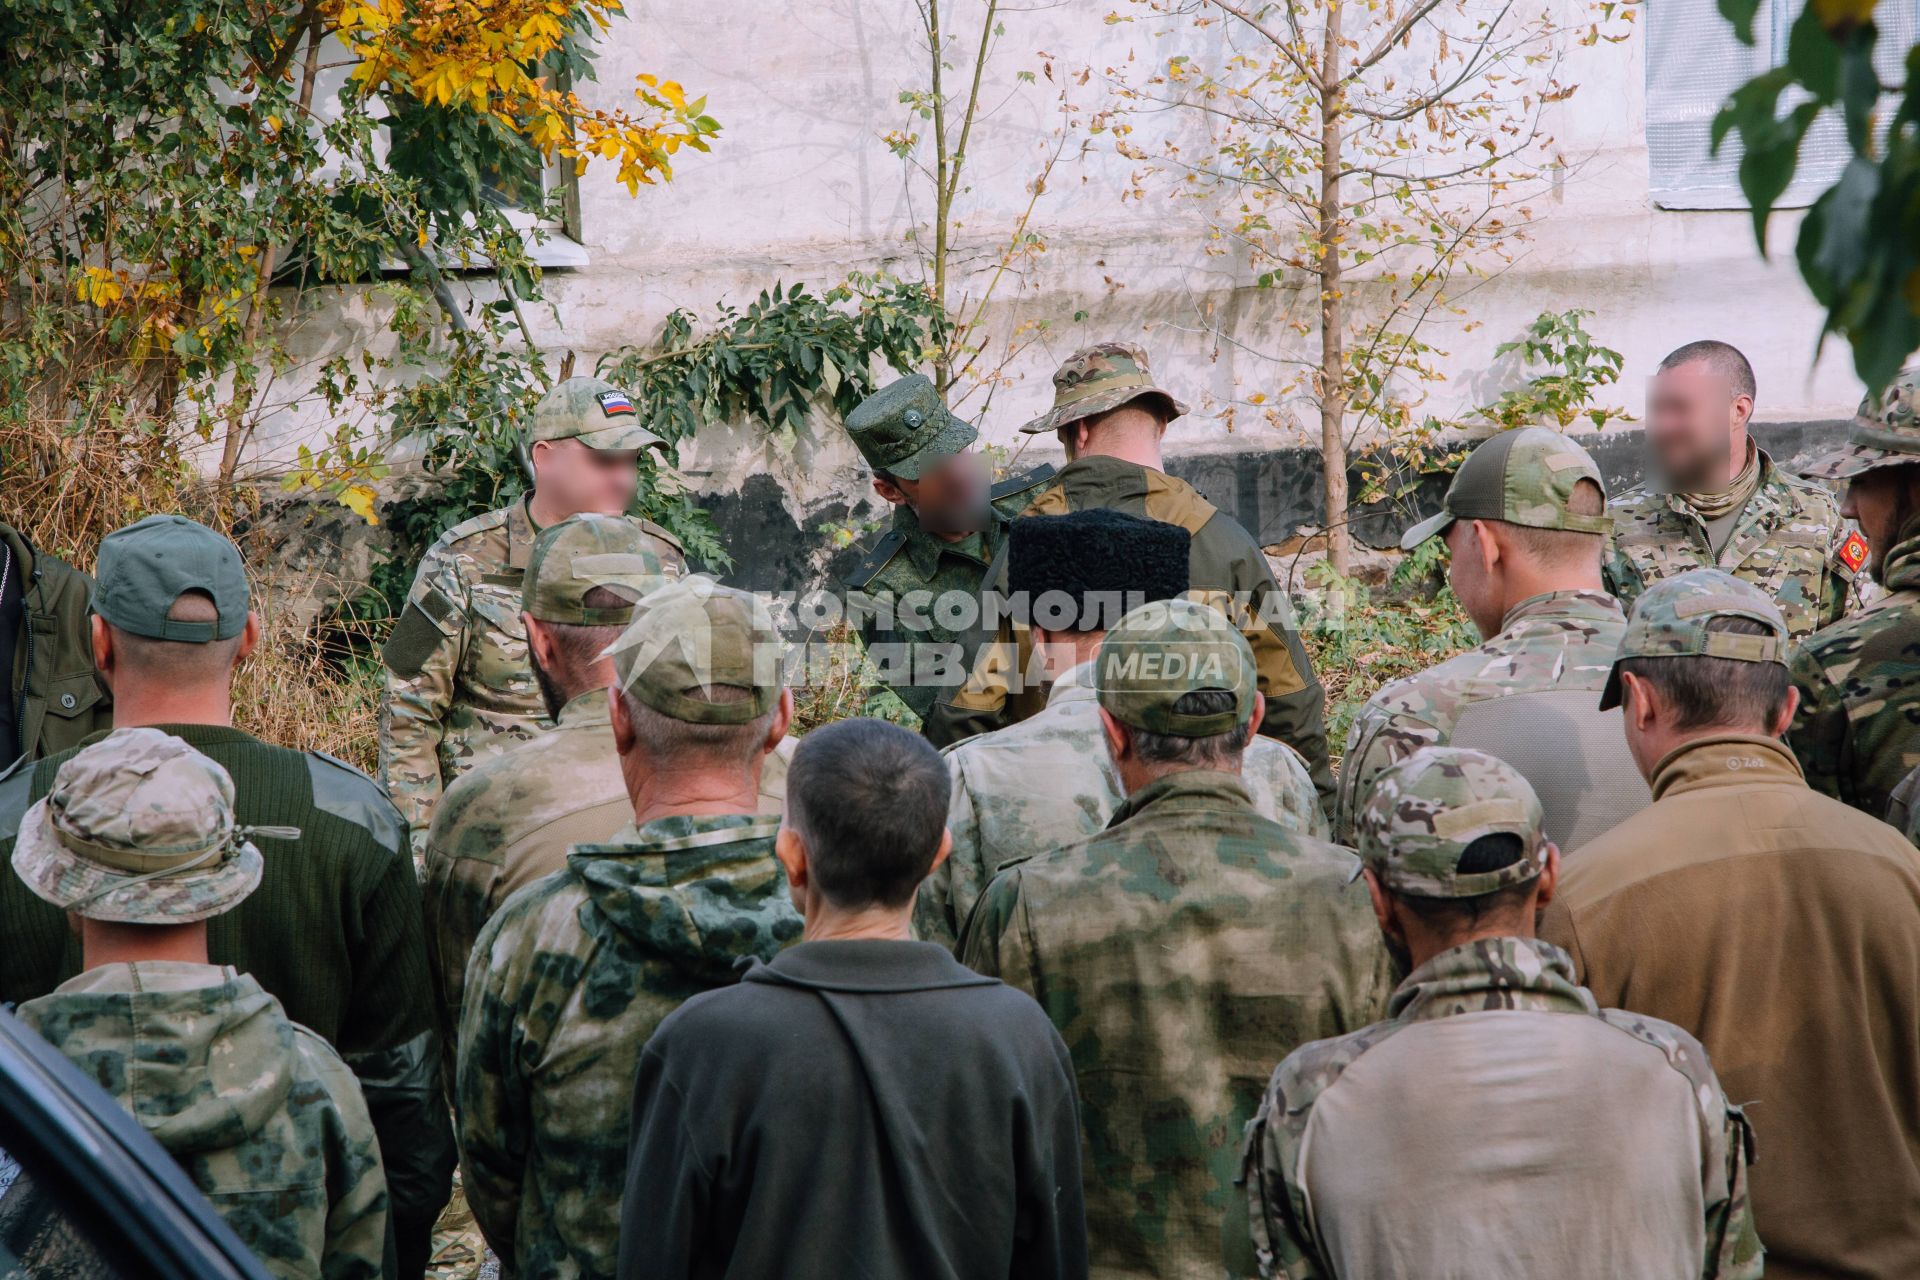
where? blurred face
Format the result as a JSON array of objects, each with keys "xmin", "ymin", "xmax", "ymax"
[
  {"xmin": 530, "ymin": 439, "xmax": 640, "ymax": 517},
  {"xmin": 878, "ymin": 451, "xmax": 989, "ymax": 535},
  {"xmin": 1646, "ymin": 360, "xmax": 1748, "ymax": 492},
  {"xmin": 1443, "ymin": 520, "xmax": 1503, "ymax": 640},
  {"xmin": 1842, "ymin": 467, "xmax": 1913, "ymax": 578}
]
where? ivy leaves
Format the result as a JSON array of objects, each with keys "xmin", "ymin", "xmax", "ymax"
[{"xmin": 1713, "ymin": 0, "xmax": 1920, "ymax": 389}]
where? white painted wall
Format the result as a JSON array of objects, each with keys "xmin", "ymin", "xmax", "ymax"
[{"xmin": 253, "ymin": 0, "xmax": 1866, "ymax": 519}]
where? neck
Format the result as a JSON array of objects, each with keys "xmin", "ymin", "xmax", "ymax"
[
  {"xmin": 80, "ymin": 917, "xmax": 209, "ymax": 970},
  {"xmin": 1117, "ymin": 757, "xmax": 1233, "ymax": 796},
  {"xmin": 526, "ymin": 488, "xmax": 574, "ymax": 529},
  {"xmin": 1074, "ymin": 434, "xmax": 1163, "ymax": 471},
  {"xmin": 1497, "ymin": 566, "xmax": 1602, "ymax": 624},
  {"xmin": 1638, "ymin": 720, "xmax": 1774, "ymax": 781},
  {"xmin": 110, "ymin": 685, "xmax": 232, "ymax": 730},
  {"xmin": 803, "ymin": 902, "xmax": 915, "ymax": 942},
  {"xmin": 625, "ymin": 761, "xmax": 764, "ymax": 824},
  {"xmin": 1407, "ymin": 922, "xmax": 1532, "ymax": 972}
]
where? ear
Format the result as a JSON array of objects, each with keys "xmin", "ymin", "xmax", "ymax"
[
  {"xmin": 233, "ymin": 611, "xmax": 262, "ymax": 665},
  {"xmin": 91, "ymin": 615, "xmax": 113, "ymax": 674},
  {"xmin": 928, "ymin": 826, "xmax": 953, "ymax": 873},
  {"xmin": 765, "ymin": 687, "xmax": 795, "ymax": 752},
  {"xmin": 1619, "ymin": 670, "xmax": 1658, "ymax": 732},
  {"xmin": 871, "ymin": 474, "xmax": 910, "ymax": 507},
  {"xmin": 1771, "ymin": 683, "xmax": 1800, "ymax": 739},
  {"xmin": 529, "ymin": 438, "xmax": 554, "ymax": 477},
  {"xmin": 608, "ymin": 681, "xmax": 635, "ymax": 755},
  {"xmin": 1246, "ymin": 692, "xmax": 1265, "ymax": 741},
  {"xmin": 1470, "ymin": 519, "xmax": 1502, "ymax": 577},
  {"xmin": 774, "ymin": 823, "xmax": 809, "ymax": 891},
  {"xmin": 1098, "ymin": 706, "xmax": 1131, "ymax": 763},
  {"xmin": 522, "ymin": 613, "xmax": 555, "ymax": 670},
  {"xmin": 1730, "ymin": 393, "xmax": 1754, "ymax": 432},
  {"xmin": 1533, "ymin": 842, "xmax": 1561, "ymax": 910},
  {"xmin": 1361, "ymin": 868, "xmax": 1395, "ymax": 934}
]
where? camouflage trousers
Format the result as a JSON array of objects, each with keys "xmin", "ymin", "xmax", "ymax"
[{"xmin": 427, "ymin": 1171, "xmax": 492, "ymax": 1280}]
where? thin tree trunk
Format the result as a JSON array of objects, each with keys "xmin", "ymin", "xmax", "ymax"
[
  {"xmin": 927, "ymin": 0, "xmax": 951, "ymax": 392},
  {"xmin": 1318, "ymin": 0, "xmax": 1351, "ymax": 574}
]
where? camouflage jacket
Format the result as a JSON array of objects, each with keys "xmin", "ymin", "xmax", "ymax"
[
  {"xmin": 959, "ymin": 770, "xmax": 1394, "ymax": 1279},
  {"xmin": 922, "ymin": 455, "xmax": 1333, "ymax": 806},
  {"xmin": 18, "ymin": 962, "xmax": 390, "ymax": 1280},
  {"xmin": 1789, "ymin": 525, "xmax": 1920, "ymax": 818},
  {"xmin": 842, "ymin": 467, "xmax": 1054, "ymax": 723},
  {"xmin": 1335, "ymin": 589, "xmax": 1627, "ymax": 842},
  {"xmin": 919, "ymin": 659, "xmax": 1327, "ymax": 949},
  {"xmin": 378, "ymin": 498, "xmax": 684, "ymax": 853},
  {"xmin": 1243, "ymin": 938, "xmax": 1762, "ymax": 1280},
  {"xmin": 1602, "ymin": 451, "xmax": 1859, "ymax": 640},
  {"xmin": 423, "ymin": 691, "xmax": 797, "ymax": 1099},
  {"xmin": 456, "ymin": 813, "xmax": 802, "ymax": 1280}
]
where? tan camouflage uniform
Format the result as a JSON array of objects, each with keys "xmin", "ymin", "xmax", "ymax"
[
  {"xmin": 1603, "ymin": 447, "xmax": 1860, "ymax": 640},
  {"xmin": 920, "ymin": 658, "xmax": 1327, "ymax": 949}
]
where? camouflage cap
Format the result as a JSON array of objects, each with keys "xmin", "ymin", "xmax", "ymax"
[
  {"xmin": 844, "ymin": 374, "xmax": 977, "ymax": 480},
  {"xmin": 1019, "ymin": 342, "xmax": 1190, "ymax": 435},
  {"xmin": 1401, "ymin": 427, "xmax": 1612, "ymax": 550},
  {"xmin": 600, "ymin": 576, "xmax": 783, "ymax": 724},
  {"xmin": 94, "ymin": 515, "xmax": 250, "ymax": 642},
  {"xmin": 1094, "ymin": 597, "xmax": 1257, "ymax": 737},
  {"xmin": 1354, "ymin": 745, "xmax": 1548, "ymax": 898},
  {"xmin": 11, "ymin": 728, "xmax": 280, "ymax": 924},
  {"xmin": 522, "ymin": 514, "xmax": 669, "ymax": 626},
  {"xmin": 529, "ymin": 375, "xmax": 670, "ymax": 454},
  {"xmin": 1598, "ymin": 568, "xmax": 1789, "ymax": 712},
  {"xmin": 1803, "ymin": 366, "xmax": 1920, "ymax": 480}
]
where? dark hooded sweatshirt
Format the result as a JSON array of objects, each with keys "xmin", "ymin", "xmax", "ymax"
[{"xmin": 616, "ymin": 939, "xmax": 1088, "ymax": 1280}]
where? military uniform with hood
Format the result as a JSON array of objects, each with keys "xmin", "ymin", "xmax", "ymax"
[
  {"xmin": 456, "ymin": 579, "xmax": 804, "ymax": 1280},
  {"xmin": 379, "ymin": 377, "xmax": 683, "ymax": 852},
  {"xmin": 0, "ymin": 522, "xmax": 111, "ymax": 765},
  {"xmin": 1789, "ymin": 368, "xmax": 1920, "ymax": 817},
  {"xmin": 13, "ymin": 730, "xmax": 391, "ymax": 1280}
]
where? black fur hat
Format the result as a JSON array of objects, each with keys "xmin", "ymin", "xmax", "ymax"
[{"xmin": 1007, "ymin": 509, "xmax": 1191, "ymax": 632}]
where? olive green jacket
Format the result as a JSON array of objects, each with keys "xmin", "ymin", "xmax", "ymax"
[{"xmin": 2, "ymin": 524, "xmax": 111, "ymax": 764}]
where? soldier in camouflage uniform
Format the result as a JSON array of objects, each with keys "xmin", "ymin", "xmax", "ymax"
[
  {"xmin": 1603, "ymin": 340, "xmax": 1862, "ymax": 639},
  {"xmin": 921, "ymin": 508, "xmax": 1325, "ymax": 949},
  {"xmin": 13, "ymin": 730, "xmax": 391, "ymax": 1280},
  {"xmin": 960, "ymin": 598, "xmax": 1393, "ymax": 1280},
  {"xmin": 1247, "ymin": 746, "xmax": 1761, "ymax": 1280},
  {"xmin": 840, "ymin": 373, "xmax": 1054, "ymax": 724},
  {"xmin": 1338, "ymin": 427, "xmax": 1648, "ymax": 850},
  {"xmin": 923, "ymin": 343, "xmax": 1333, "ymax": 807},
  {"xmin": 457, "ymin": 577, "xmax": 803, "ymax": 1280},
  {"xmin": 1790, "ymin": 366, "xmax": 1920, "ymax": 817},
  {"xmin": 380, "ymin": 376, "xmax": 686, "ymax": 853}
]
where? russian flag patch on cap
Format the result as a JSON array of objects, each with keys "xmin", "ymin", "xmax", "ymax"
[{"xmin": 595, "ymin": 389, "xmax": 636, "ymax": 418}]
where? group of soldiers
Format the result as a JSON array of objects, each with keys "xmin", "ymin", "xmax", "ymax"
[{"xmin": 0, "ymin": 332, "xmax": 1916, "ymax": 1280}]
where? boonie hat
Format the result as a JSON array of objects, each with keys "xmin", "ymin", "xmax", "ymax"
[
  {"xmin": 523, "ymin": 514, "xmax": 669, "ymax": 625},
  {"xmin": 1094, "ymin": 597, "xmax": 1257, "ymax": 737},
  {"xmin": 844, "ymin": 375, "xmax": 978, "ymax": 480},
  {"xmin": 1401, "ymin": 427, "xmax": 1611, "ymax": 550},
  {"xmin": 1019, "ymin": 342, "xmax": 1189, "ymax": 436},
  {"xmin": 1598, "ymin": 568, "xmax": 1789, "ymax": 712},
  {"xmin": 93, "ymin": 515, "xmax": 250, "ymax": 643},
  {"xmin": 1354, "ymin": 745, "xmax": 1547, "ymax": 897},
  {"xmin": 529, "ymin": 376, "xmax": 669, "ymax": 454},
  {"xmin": 1803, "ymin": 366, "xmax": 1920, "ymax": 480},
  {"xmin": 601, "ymin": 577, "xmax": 783, "ymax": 724}
]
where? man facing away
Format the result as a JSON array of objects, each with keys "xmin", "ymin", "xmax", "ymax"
[
  {"xmin": 1603, "ymin": 339, "xmax": 1860, "ymax": 639},
  {"xmin": 1789, "ymin": 365, "xmax": 1920, "ymax": 816},
  {"xmin": 618, "ymin": 718, "xmax": 1087, "ymax": 1280},
  {"xmin": 0, "ymin": 517, "xmax": 111, "ymax": 766},
  {"xmin": 457, "ymin": 577, "xmax": 804, "ymax": 1280},
  {"xmin": 0, "ymin": 514, "xmax": 452, "ymax": 1278},
  {"xmin": 920, "ymin": 507, "xmax": 1324, "ymax": 949},
  {"xmin": 839, "ymin": 373, "xmax": 1054, "ymax": 723},
  {"xmin": 961, "ymin": 598, "xmax": 1392, "ymax": 1280},
  {"xmin": 1543, "ymin": 568, "xmax": 1920, "ymax": 1279},
  {"xmin": 922, "ymin": 343, "xmax": 1332, "ymax": 806},
  {"xmin": 380, "ymin": 375, "xmax": 687, "ymax": 853},
  {"xmin": 1336, "ymin": 426, "xmax": 1648, "ymax": 850},
  {"xmin": 1248, "ymin": 746, "xmax": 1761, "ymax": 1280},
  {"xmin": 15, "ymin": 730, "xmax": 390, "ymax": 1280}
]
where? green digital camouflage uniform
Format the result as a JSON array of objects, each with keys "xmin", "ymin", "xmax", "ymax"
[
  {"xmin": 1603, "ymin": 447, "xmax": 1861, "ymax": 641},
  {"xmin": 1248, "ymin": 746, "xmax": 1762, "ymax": 1280},
  {"xmin": 919, "ymin": 658, "xmax": 1327, "ymax": 949},
  {"xmin": 959, "ymin": 601, "xmax": 1393, "ymax": 1280},
  {"xmin": 11, "ymin": 729, "xmax": 391, "ymax": 1280},
  {"xmin": 1790, "ymin": 369, "xmax": 1920, "ymax": 818},
  {"xmin": 379, "ymin": 377, "xmax": 682, "ymax": 853}
]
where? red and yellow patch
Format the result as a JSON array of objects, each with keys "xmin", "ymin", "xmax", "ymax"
[{"xmin": 1838, "ymin": 530, "xmax": 1869, "ymax": 574}]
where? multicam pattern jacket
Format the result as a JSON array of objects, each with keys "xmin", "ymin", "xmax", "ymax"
[
  {"xmin": 1603, "ymin": 453, "xmax": 1859, "ymax": 641},
  {"xmin": 1335, "ymin": 589, "xmax": 1626, "ymax": 842},
  {"xmin": 1242, "ymin": 937, "xmax": 1762, "ymax": 1280},
  {"xmin": 919, "ymin": 660, "xmax": 1327, "ymax": 949},
  {"xmin": 1790, "ymin": 526, "xmax": 1920, "ymax": 818},
  {"xmin": 19, "ymin": 962, "xmax": 390, "ymax": 1280},
  {"xmin": 456, "ymin": 813, "xmax": 802, "ymax": 1280},
  {"xmin": 960, "ymin": 770, "xmax": 1393, "ymax": 1279},
  {"xmin": 378, "ymin": 498, "xmax": 684, "ymax": 853}
]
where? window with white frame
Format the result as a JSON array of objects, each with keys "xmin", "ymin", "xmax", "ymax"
[{"xmin": 1646, "ymin": 0, "xmax": 1915, "ymax": 209}]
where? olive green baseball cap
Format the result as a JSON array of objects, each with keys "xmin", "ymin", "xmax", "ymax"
[
  {"xmin": 1354, "ymin": 746, "xmax": 1548, "ymax": 898},
  {"xmin": 600, "ymin": 577, "xmax": 783, "ymax": 724},
  {"xmin": 529, "ymin": 376, "xmax": 670, "ymax": 454},
  {"xmin": 1401, "ymin": 427, "xmax": 1612, "ymax": 550},
  {"xmin": 1094, "ymin": 597, "xmax": 1257, "ymax": 736},
  {"xmin": 1598, "ymin": 568, "xmax": 1788, "ymax": 712},
  {"xmin": 522, "ymin": 515, "xmax": 669, "ymax": 625},
  {"xmin": 93, "ymin": 515, "xmax": 249, "ymax": 642},
  {"xmin": 844, "ymin": 375, "xmax": 977, "ymax": 480},
  {"xmin": 1803, "ymin": 366, "xmax": 1920, "ymax": 480}
]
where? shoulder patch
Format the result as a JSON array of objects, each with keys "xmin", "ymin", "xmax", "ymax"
[
  {"xmin": 842, "ymin": 529, "xmax": 909, "ymax": 590},
  {"xmin": 305, "ymin": 752, "xmax": 408, "ymax": 856},
  {"xmin": 1837, "ymin": 530, "xmax": 1869, "ymax": 575},
  {"xmin": 990, "ymin": 462, "xmax": 1057, "ymax": 504},
  {"xmin": 443, "ymin": 506, "xmax": 510, "ymax": 546}
]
